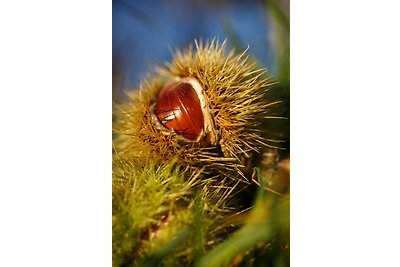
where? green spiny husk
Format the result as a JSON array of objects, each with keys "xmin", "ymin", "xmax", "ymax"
[
  {"xmin": 113, "ymin": 39, "xmax": 283, "ymax": 182},
  {"xmin": 112, "ymin": 154, "xmax": 245, "ymax": 266}
]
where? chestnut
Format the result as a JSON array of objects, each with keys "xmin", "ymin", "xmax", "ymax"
[{"xmin": 152, "ymin": 77, "xmax": 218, "ymax": 145}]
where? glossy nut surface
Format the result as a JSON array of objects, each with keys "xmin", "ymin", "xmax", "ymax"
[{"xmin": 154, "ymin": 82, "xmax": 204, "ymax": 140}]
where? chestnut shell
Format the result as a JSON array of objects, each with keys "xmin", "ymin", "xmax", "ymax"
[{"xmin": 153, "ymin": 82, "xmax": 204, "ymax": 140}]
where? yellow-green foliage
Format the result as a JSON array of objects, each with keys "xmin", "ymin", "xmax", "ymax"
[
  {"xmin": 113, "ymin": 39, "xmax": 282, "ymax": 180},
  {"xmin": 195, "ymin": 190, "xmax": 290, "ymax": 267}
]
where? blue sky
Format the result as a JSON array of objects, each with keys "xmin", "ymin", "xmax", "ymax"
[{"xmin": 113, "ymin": 0, "xmax": 277, "ymax": 97}]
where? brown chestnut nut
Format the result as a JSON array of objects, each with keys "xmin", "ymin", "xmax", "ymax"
[
  {"xmin": 152, "ymin": 77, "xmax": 218, "ymax": 145},
  {"xmin": 154, "ymin": 82, "xmax": 204, "ymax": 140}
]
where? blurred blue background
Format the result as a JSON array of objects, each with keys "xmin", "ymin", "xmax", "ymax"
[{"xmin": 112, "ymin": 0, "xmax": 289, "ymax": 101}]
